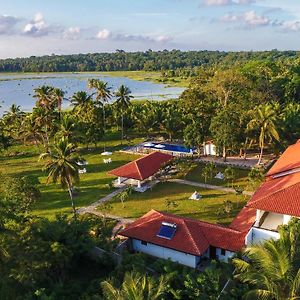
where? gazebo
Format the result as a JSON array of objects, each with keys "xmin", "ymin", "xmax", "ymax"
[{"xmin": 108, "ymin": 151, "xmax": 173, "ymax": 188}]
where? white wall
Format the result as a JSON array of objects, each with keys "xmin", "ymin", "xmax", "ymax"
[
  {"xmin": 204, "ymin": 144, "xmax": 216, "ymax": 156},
  {"xmin": 245, "ymin": 227, "xmax": 280, "ymax": 245},
  {"xmin": 283, "ymin": 215, "xmax": 292, "ymax": 225},
  {"xmin": 216, "ymin": 248, "xmax": 235, "ymax": 262},
  {"xmin": 132, "ymin": 239, "xmax": 198, "ymax": 268}
]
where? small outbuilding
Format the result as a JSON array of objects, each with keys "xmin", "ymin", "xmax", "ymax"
[
  {"xmin": 108, "ymin": 151, "xmax": 173, "ymax": 188},
  {"xmin": 203, "ymin": 141, "xmax": 217, "ymax": 156}
]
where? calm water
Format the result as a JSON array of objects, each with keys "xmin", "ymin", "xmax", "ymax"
[{"xmin": 0, "ymin": 73, "xmax": 184, "ymax": 115}]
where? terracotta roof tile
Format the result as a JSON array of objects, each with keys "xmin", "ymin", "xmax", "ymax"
[
  {"xmin": 119, "ymin": 210, "xmax": 253, "ymax": 255},
  {"xmin": 267, "ymin": 140, "xmax": 300, "ymax": 177},
  {"xmin": 108, "ymin": 152, "xmax": 173, "ymax": 181}
]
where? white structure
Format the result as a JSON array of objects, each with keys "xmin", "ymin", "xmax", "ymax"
[
  {"xmin": 245, "ymin": 140, "xmax": 300, "ymax": 245},
  {"xmin": 215, "ymin": 172, "xmax": 225, "ymax": 180},
  {"xmin": 189, "ymin": 191, "xmax": 202, "ymax": 200},
  {"xmin": 203, "ymin": 141, "xmax": 217, "ymax": 156},
  {"xmin": 119, "ymin": 209, "xmax": 252, "ymax": 268}
]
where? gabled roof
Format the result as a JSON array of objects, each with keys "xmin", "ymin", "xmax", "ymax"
[
  {"xmin": 119, "ymin": 209, "xmax": 255, "ymax": 256},
  {"xmin": 247, "ymin": 172, "xmax": 300, "ymax": 217},
  {"xmin": 247, "ymin": 140, "xmax": 300, "ymax": 216},
  {"xmin": 267, "ymin": 140, "xmax": 300, "ymax": 177},
  {"xmin": 108, "ymin": 152, "xmax": 173, "ymax": 181}
]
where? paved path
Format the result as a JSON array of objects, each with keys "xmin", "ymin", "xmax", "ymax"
[
  {"xmin": 77, "ymin": 187, "xmax": 127, "ymax": 214},
  {"xmin": 167, "ymin": 178, "xmax": 254, "ymax": 196},
  {"xmin": 77, "ymin": 187, "xmax": 134, "ymax": 231}
]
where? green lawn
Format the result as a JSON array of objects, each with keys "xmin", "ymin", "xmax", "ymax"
[
  {"xmin": 104, "ymin": 182, "xmax": 248, "ymax": 225},
  {"xmin": 0, "ymin": 135, "xmax": 142, "ymax": 218},
  {"xmin": 184, "ymin": 162, "xmax": 251, "ymax": 190}
]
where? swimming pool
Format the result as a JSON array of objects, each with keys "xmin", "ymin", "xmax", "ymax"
[{"xmin": 142, "ymin": 142, "xmax": 195, "ymax": 154}]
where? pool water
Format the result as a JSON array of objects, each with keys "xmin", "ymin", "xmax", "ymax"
[{"xmin": 144, "ymin": 142, "xmax": 194, "ymax": 154}]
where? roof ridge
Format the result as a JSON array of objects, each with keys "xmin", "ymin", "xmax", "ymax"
[
  {"xmin": 158, "ymin": 210, "xmax": 241, "ymax": 233},
  {"xmin": 134, "ymin": 160, "xmax": 143, "ymax": 180},
  {"xmin": 183, "ymin": 220, "xmax": 209, "ymax": 253},
  {"xmin": 248, "ymin": 178, "xmax": 300, "ymax": 207}
]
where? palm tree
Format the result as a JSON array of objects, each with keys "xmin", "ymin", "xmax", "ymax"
[
  {"xmin": 39, "ymin": 137, "xmax": 81, "ymax": 220},
  {"xmin": 3, "ymin": 104, "xmax": 24, "ymax": 119},
  {"xmin": 247, "ymin": 103, "xmax": 280, "ymax": 165},
  {"xmin": 88, "ymin": 79, "xmax": 112, "ymax": 132},
  {"xmin": 33, "ymin": 85, "xmax": 54, "ymax": 109},
  {"xmin": 59, "ymin": 114, "xmax": 75, "ymax": 139},
  {"xmin": 114, "ymin": 85, "xmax": 133, "ymax": 139},
  {"xmin": 233, "ymin": 221, "xmax": 300, "ymax": 299},
  {"xmin": 101, "ymin": 271, "xmax": 166, "ymax": 300},
  {"xmin": 52, "ymin": 88, "xmax": 65, "ymax": 117},
  {"xmin": 70, "ymin": 91, "xmax": 94, "ymax": 115},
  {"xmin": 20, "ymin": 115, "xmax": 43, "ymax": 148}
]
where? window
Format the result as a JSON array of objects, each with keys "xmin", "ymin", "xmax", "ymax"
[
  {"xmin": 141, "ymin": 241, "xmax": 147, "ymax": 246},
  {"xmin": 221, "ymin": 249, "xmax": 226, "ymax": 256}
]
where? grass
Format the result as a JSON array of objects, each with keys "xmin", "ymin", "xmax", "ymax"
[
  {"xmin": 183, "ymin": 162, "xmax": 251, "ymax": 190},
  {"xmin": 103, "ymin": 182, "xmax": 248, "ymax": 225},
  {"xmin": 0, "ymin": 134, "xmax": 143, "ymax": 219}
]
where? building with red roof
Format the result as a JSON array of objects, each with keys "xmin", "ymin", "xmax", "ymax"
[
  {"xmin": 119, "ymin": 207, "xmax": 255, "ymax": 268},
  {"xmin": 245, "ymin": 140, "xmax": 300, "ymax": 245},
  {"xmin": 108, "ymin": 151, "xmax": 173, "ymax": 189},
  {"xmin": 118, "ymin": 140, "xmax": 300, "ymax": 267}
]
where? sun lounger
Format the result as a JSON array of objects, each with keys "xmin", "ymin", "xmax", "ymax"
[{"xmin": 78, "ymin": 168, "xmax": 87, "ymax": 174}]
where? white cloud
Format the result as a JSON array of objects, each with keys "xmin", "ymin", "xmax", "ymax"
[
  {"xmin": 95, "ymin": 29, "xmax": 172, "ymax": 43},
  {"xmin": 244, "ymin": 10, "xmax": 269, "ymax": 26},
  {"xmin": 23, "ymin": 13, "xmax": 58, "ymax": 37},
  {"xmin": 221, "ymin": 10, "xmax": 270, "ymax": 26},
  {"xmin": 281, "ymin": 20, "xmax": 300, "ymax": 32},
  {"xmin": 96, "ymin": 29, "xmax": 111, "ymax": 39},
  {"xmin": 204, "ymin": 0, "xmax": 255, "ymax": 5},
  {"xmin": 63, "ymin": 27, "xmax": 81, "ymax": 40},
  {"xmin": 0, "ymin": 15, "xmax": 20, "ymax": 35},
  {"xmin": 204, "ymin": 0, "xmax": 232, "ymax": 6}
]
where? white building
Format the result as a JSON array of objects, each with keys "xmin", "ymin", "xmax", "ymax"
[
  {"xmin": 245, "ymin": 140, "xmax": 300, "ymax": 245},
  {"xmin": 119, "ymin": 208, "xmax": 255, "ymax": 268}
]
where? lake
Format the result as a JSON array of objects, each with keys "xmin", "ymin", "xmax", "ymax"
[{"xmin": 0, "ymin": 73, "xmax": 185, "ymax": 115}]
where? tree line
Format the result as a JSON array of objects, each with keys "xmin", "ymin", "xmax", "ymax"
[
  {"xmin": 1, "ymin": 57, "xmax": 300, "ymax": 164},
  {"xmin": 0, "ymin": 49, "xmax": 299, "ymax": 73}
]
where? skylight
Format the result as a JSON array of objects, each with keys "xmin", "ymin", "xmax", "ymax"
[{"xmin": 157, "ymin": 222, "xmax": 177, "ymax": 240}]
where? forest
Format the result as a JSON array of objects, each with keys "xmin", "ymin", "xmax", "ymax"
[{"xmin": 0, "ymin": 49, "xmax": 299, "ymax": 73}]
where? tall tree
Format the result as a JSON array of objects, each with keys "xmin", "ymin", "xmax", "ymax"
[
  {"xmin": 247, "ymin": 103, "xmax": 280, "ymax": 165},
  {"xmin": 88, "ymin": 79, "xmax": 112, "ymax": 132},
  {"xmin": 114, "ymin": 85, "xmax": 133, "ymax": 139},
  {"xmin": 39, "ymin": 137, "xmax": 81, "ymax": 219}
]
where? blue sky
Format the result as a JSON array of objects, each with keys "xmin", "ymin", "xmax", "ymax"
[{"xmin": 0, "ymin": 0, "xmax": 299, "ymax": 58}]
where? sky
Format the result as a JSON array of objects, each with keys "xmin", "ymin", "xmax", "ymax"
[{"xmin": 0, "ymin": 0, "xmax": 300, "ymax": 58}]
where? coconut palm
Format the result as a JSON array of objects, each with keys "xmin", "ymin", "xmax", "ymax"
[
  {"xmin": 247, "ymin": 103, "xmax": 280, "ymax": 165},
  {"xmin": 39, "ymin": 137, "xmax": 80, "ymax": 220},
  {"xmin": 70, "ymin": 91, "xmax": 94, "ymax": 115},
  {"xmin": 88, "ymin": 79, "xmax": 112, "ymax": 132},
  {"xmin": 33, "ymin": 85, "xmax": 54, "ymax": 109},
  {"xmin": 59, "ymin": 114, "xmax": 75, "ymax": 139},
  {"xmin": 114, "ymin": 85, "xmax": 133, "ymax": 139},
  {"xmin": 52, "ymin": 88, "xmax": 65, "ymax": 117},
  {"xmin": 101, "ymin": 271, "xmax": 166, "ymax": 300},
  {"xmin": 20, "ymin": 115, "xmax": 43, "ymax": 148},
  {"xmin": 233, "ymin": 222, "xmax": 300, "ymax": 300}
]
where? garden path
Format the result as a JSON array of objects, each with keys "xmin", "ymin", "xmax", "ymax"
[{"xmin": 167, "ymin": 178, "xmax": 254, "ymax": 196}]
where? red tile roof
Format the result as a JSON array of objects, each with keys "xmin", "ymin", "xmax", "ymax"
[
  {"xmin": 108, "ymin": 152, "xmax": 173, "ymax": 181},
  {"xmin": 267, "ymin": 140, "xmax": 300, "ymax": 177},
  {"xmin": 119, "ymin": 209, "xmax": 255, "ymax": 256},
  {"xmin": 229, "ymin": 206, "xmax": 256, "ymax": 233},
  {"xmin": 246, "ymin": 140, "xmax": 300, "ymax": 216},
  {"xmin": 247, "ymin": 172, "xmax": 300, "ymax": 216}
]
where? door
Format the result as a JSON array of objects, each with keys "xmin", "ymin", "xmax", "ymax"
[{"xmin": 210, "ymin": 246, "xmax": 216, "ymax": 260}]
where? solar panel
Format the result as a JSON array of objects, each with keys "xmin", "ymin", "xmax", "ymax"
[{"xmin": 157, "ymin": 222, "xmax": 177, "ymax": 240}]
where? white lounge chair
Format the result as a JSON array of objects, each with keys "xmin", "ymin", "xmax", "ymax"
[
  {"xmin": 103, "ymin": 158, "xmax": 112, "ymax": 164},
  {"xmin": 189, "ymin": 191, "xmax": 202, "ymax": 200}
]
